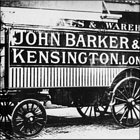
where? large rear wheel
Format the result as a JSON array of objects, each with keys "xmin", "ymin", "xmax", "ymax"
[{"xmin": 111, "ymin": 77, "xmax": 140, "ymax": 127}]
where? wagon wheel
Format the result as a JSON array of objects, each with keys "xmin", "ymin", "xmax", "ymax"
[
  {"xmin": 75, "ymin": 92, "xmax": 108, "ymax": 118},
  {"xmin": 11, "ymin": 99, "xmax": 47, "ymax": 137},
  {"xmin": 111, "ymin": 77, "xmax": 140, "ymax": 127},
  {"xmin": 0, "ymin": 101, "xmax": 16, "ymax": 123},
  {"xmin": 77, "ymin": 105, "xmax": 108, "ymax": 118}
]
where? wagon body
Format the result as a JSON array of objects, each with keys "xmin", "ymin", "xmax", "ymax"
[
  {"xmin": 8, "ymin": 28, "xmax": 138, "ymax": 89},
  {"xmin": 1, "ymin": 7, "xmax": 139, "ymax": 90},
  {"xmin": 0, "ymin": 7, "xmax": 140, "ymax": 138}
]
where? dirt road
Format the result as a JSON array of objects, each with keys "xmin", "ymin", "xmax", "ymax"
[
  {"xmin": 0, "ymin": 107, "xmax": 139, "ymax": 139},
  {"xmin": 34, "ymin": 107, "xmax": 139, "ymax": 139}
]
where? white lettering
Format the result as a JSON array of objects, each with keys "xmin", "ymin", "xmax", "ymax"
[
  {"xmin": 98, "ymin": 36, "xmax": 108, "ymax": 48},
  {"xmin": 76, "ymin": 35, "xmax": 86, "ymax": 47},
  {"xmin": 39, "ymin": 51, "xmax": 49, "ymax": 63},
  {"xmin": 87, "ymin": 35, "xmax": 97, "ymax": 47},
  {"xmin": 51, "ymin": 33, "xmax": 60, "ymax": 46},
  {"xmin": 27, "ymin": 51, "xmax": 37, "ymax": 63},
  {"xmin": 89, "ymin": 52, "xmax": 98, "ymax": 64},
  {"xmin": 121, "ymin": 24, "xmax": 127, "ymax": 31},
  {"xmin": 13, "ymin": 49, "xmax": 25, "ymax": 63},
  {"xmin": 39, "ymin": 32, "xmax": 48, "ymax": 45},
  {"xmin": 100, "ymin": 53, "xmax": 109, "ymax": 64},
  {"xmin": 122, "ymin": 55, "xmax": 128, "ymax": 64},
  {"xmin": 120, "ymin": 37, "xmax": 129, "ymax": 49},
  {"xmin": 66, "ymin": 33, "xmax": 75, "ymax": 46},
  {"xmin": 129, "ymin": 56, "xmax": 135, "ymax": 65},
  {"xmin": 67, "ymin": 52, "xmax": 77, "ymax": 64},
  {"xmin": 51, "ymin": 52, "xmax": 60, "ymax": 64},
  {"xmin": 110, "ymin": 36, "xmax": 118, "ymax": 48},
  {"xmin": 12, "ymin": 30, "xmax": 25, "ymax": 45},
  {"xmin": 26, "ymin": 31, "xmax": 37, "ymax": 45},
  {"xmin": 105, "ymin": 22, "xmax": 113, "ymax": 29},
  {"xmin": 136, "ymin": 56, "xmax": 140, "ymax": 65},
  {"xmin": 110, "ymin": 53, "xmax": 118, "ymax": 64},
  {"xmin": 78, "ymin": 52, "xmax": 87, "ymax": 64}
]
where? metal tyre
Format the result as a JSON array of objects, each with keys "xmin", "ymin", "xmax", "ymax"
[
  {"xmin": 111, "ymin": 77, "xmax": 140, "ymax": 127},
  {"xmin": 11, "ymin": 99, "xmax": 47, "ymax": 137}
]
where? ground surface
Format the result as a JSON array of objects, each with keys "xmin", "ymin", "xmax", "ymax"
[{"xmin": 0, "ymin": 107, "xmax": 140, "ymax": 139}]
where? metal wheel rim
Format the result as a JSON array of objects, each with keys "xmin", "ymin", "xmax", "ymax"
[
  {"xmin": 111, "ymin": 77, "xmax": 140, "ymax": 127},
  {"xmin": 11, "ymin": 99, "xmax": 47, "ymax": 137}
]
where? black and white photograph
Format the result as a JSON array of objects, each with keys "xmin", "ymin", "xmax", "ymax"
[{"xmin": 0, "ymin": 0, "xmax": 140, "ymax": 139}]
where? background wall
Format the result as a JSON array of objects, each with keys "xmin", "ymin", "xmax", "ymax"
[{"xmin": 0, "ymin": 0, "xmax": 103, "ymax": 12}]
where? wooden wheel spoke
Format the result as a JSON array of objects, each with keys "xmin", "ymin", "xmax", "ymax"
[
  {"xmin": 1, "ymin": 116, "xmax": 4, "ymax": 122},
  {"xmin": 7, "ymin": 114, "xmax": 11, "ymax": 122},
  {"xmin": 116, "ymin": 105, "xmax": 126, "ymax": 115},
  {"xmin": 31, "ymin": 103, "xmax": 34, "ymax": 111},
  {"xmin": 135, "ymin": 101, "xmax": 140, "ymax": 105},
  {"xmin": 34, "ymin": 106, "xmax": 40, "ymax": 114},
  {"xmin": 130, "ymin": 110, "xmax": 134, "ymax": 123},
  {"xmin": 132, "ymin": 81, "xmax": 137, "ymax": 97},
  {"xmin": 134, "ymin": 106, "xmax": 140, "ymax": 112},
  {"xmin": 114, "ymin": 102, "xmax": 126, "ymax": 107},
  {"xmin": 89, "ymin": 106, "xmax": 92, "ymax": 117},
  {"xmin": 123, "ymin": 84, "xmax": 128, "ymax": 95},
  {"xmin": 115, "ymin": 97, "xmax": 127, "ymax": 103},
  {"xmin": 17, "ymin": 109, "xmax": 25, "ymax": 117},
  {"xmin": 84, "ymin": 106, "xmax": 90, "ymax": 115},
  {"xmin": 132, "ymin": 108, "xmax": 139, "ymax": 121},
  {"xmin": 35, "ymin": 121, "xmax": 43, "ymax": 128},
  {"xmin": 119, "ymin": 108, "xmax": 128, "ymax": 122},
  {"xmin": 26, "ymin": 103, "xmax": 29, "ymax": 112},
  {"xmin": 35, "ymin": 109, "xmax": 42, "ymax": 116},
  {"xmin": 135, "ymin": 95, "xmax": 140, "ymax": 100},
  {"xmin": 134, "ymin": 87, "xmax": 140, "ymax": 98},
  {"xmin": 80, "ymin": 107, "xmax": 84, "ymax": 109},
  {"xmin": 135, "ymin": 96, "xmax": 140, "ymax": 104},
  {"xmin": 128, "ymin": 81, "xmax": 132, "ymax": 97},
  {"xmin": 8, "ymin": 102, "xmax": 10, "ymax": 105},
  {"xmin": 19, "ymin": 124, "xmax": 25, "ymax": 132},
  {"xmin": 125, "ymin": 109, "xmax": 130, "ymax": 124},
  {"xmin": 21, "ymin": 106, "xmax": 27, "ymax": 113},
  {"xmin": 16, "ymin": 121, "xmax": 24, "ymax": 126},
  {"xmin": 116, "ymin": 89, "xmax": 128, "ymax": 100},
  {"xmin": 91, "ymin": 107, "xmax": 94, "ymax": 117},
  {"xmin": 135, "ymin": 96, "xmax": 140, "ymax": 105},
  {"xmin": 35, "ymin": 117, "xmax": 44, "ymax": 121}
]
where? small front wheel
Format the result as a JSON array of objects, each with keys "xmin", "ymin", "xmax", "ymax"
[
  {"xmin": 111, "ymin": 77, "xmax": 140, "ymax": 127},
  {"xmin": 11, "ymin": 99, "xmax": 47, "ymax": 137}
]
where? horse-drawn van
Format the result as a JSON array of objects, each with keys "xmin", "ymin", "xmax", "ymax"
[{"xmin": 0, "ymin": 7, "xmax": 140, "ymax": 138}]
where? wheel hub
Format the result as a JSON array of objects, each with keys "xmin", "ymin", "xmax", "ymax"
[
  {"xmin": 25, "ymin": 112, "xmax": 34, "ymax": 123},
  {"xmin": 127, "ymin": 98, "xmax": 135, "ymax": 109}
]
